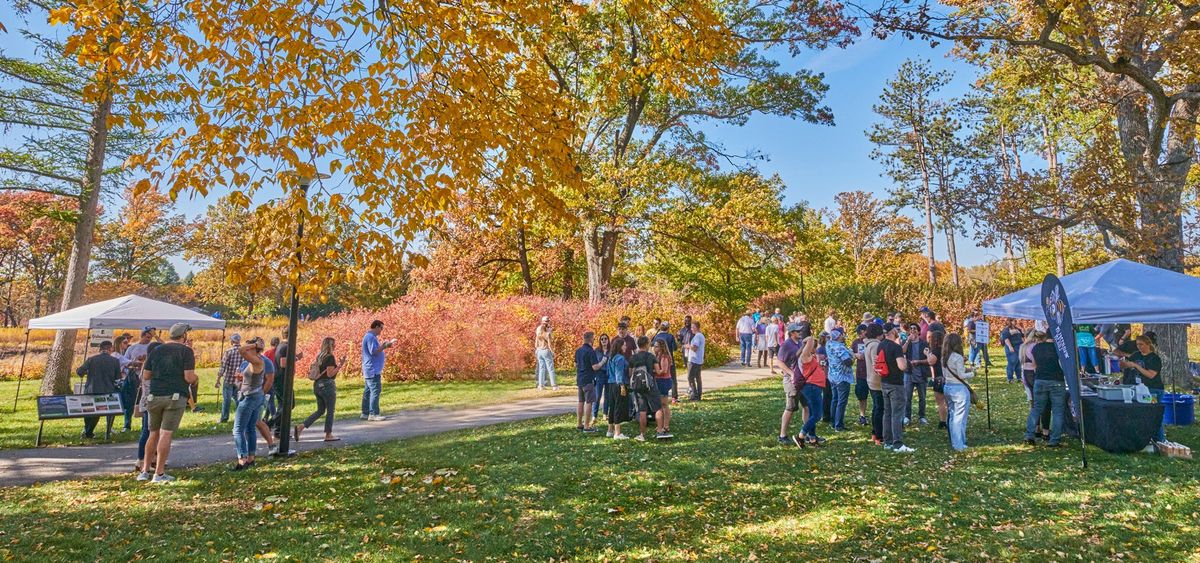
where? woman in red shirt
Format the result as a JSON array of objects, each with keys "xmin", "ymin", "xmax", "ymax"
[{"xmin": 798, "ymin": 336, "xmax": 828, "ymax": 446}]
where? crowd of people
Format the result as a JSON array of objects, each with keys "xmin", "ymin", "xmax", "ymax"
[
  {"xmin": 73, "ymin": 319, "xmax": 402, "ymax": 482},
  {"xmin": 68, "ymin": 305, "xmax": 1171, "ymax": 483}
]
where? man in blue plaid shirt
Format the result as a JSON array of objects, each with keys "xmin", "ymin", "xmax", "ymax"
[{"xmin": 216, "ymin": 333, "xmax": 243, "ymax": 423}]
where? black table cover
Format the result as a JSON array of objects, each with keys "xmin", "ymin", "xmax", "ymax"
[{"xmin": 1081, "ymin": 396, "xmax": 1164, "ymax": 453}]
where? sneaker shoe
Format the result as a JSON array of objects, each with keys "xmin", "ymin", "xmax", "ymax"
[
  {"xmin": 268, "ymin": 444, "xmax": 280, "ymax": 455},
  {"xmin": 136, "ymin": 471, "xmax": 151, "ymax": 481},
  {"xmin": 577, "ymin": 425, "xmax": 585, "ymax": 431},
  {"xmin": 791, "ymin": 435, "xmax": 805, "ymax": 448},
  {"xmin": 605, "ymin": 431, "xmax": 614, "ymax": 438},
  {"xmin": 634, "ymin": 434, "xmax": 646, "ymax": 442},
  {"xmin": 903, "ymin": 417, "xmax": 910, "ymax": 425},
  {"xmin": 894, "ymin": 445, "xmax": 915, "ymax": 453},
  {"xmin": 583, "ymin": 427, "xmax": 599, "ymax": 433},
  {"xmin": 919, "ymin": 417, "xmax": 929, "ymax": 425},
  {"xmin": 884, "ymin": 444, "xmax": 895, "ymax": 452},
  {"xmin": 656, "ymin": 431, "xmax": 673, "ymax": 440},
  {"xmin": 777, "ymin": 436, "xmax": 792, "ymax": 447},
  {"xmin": 1141, "ymin": 444, "xmax": 1156, "ymax": 454},
  {"xmin": 552, "ymin": 386, "xmax": 560, "ymax": 391},
  {"xmin": 368, "ymin": 415, "xmax": 389, "ymax": 421},
  {"xmin": 151, "ymin": 473, "xmax": 176, "ymax": 483},
  {"xmin": 858, "ymin": 415, "xmax": 867, "ymax": 426},
  {"xmin": 360, "ymin": 414, "xmax": 369, "ymax": 420},
  {"xmin": 1047, "ymin": 442, "xmax": 1063, "ymax": 448},
  {"xmin": 613, "ymin": 434, "xmax": 630, "ymax": 440}
]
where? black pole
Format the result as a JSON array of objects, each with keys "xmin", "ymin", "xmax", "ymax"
[
  {"xmin": 12, "ymin": 330, "xmax": 30, "ymax": 413},
  {"xmin": 275, "ymin": 181, "xmax": 307, "ymax": 458},
  {"xmin": 1077, "ymin": 384, "xmax": 1089, "ymax": 468}
]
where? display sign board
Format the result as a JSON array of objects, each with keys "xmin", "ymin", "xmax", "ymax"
[
  {"xmin": 88, "ymin": 328, "xmax": 115, "ymax": 349},
  {"xmin": 37, "ymin": 393, "xmax": 125, "ymax": 420},
  {"xmin": 974, "ymin": 321, "xmax": 990, "ymax": 345}
]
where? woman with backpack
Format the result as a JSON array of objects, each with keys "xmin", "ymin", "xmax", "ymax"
[
  {"xmin": 294, "ymin": 337, "xmax": 346, "ymax": 443},
  {"xmin": 926, "ymin": 330, "xmax": 948, "ymax": 430},
  {"xmin": 941, "ymin": 333, "xmax": 974, "ymax": 451},
  {"xmin": 604, "ymin": 338, "xmax": 631, "ymax": 440}
]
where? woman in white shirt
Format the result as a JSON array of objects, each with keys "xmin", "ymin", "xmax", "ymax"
[{"xmin": 940, "ymin": 333, "xmax": 974, "ymax": 452}]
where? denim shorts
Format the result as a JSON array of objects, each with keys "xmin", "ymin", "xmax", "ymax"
[{"xmin": 655, "ymin": 378, "xmax": 672, "ymax": 396}]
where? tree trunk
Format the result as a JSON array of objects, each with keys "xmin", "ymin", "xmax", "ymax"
[
  {"xmin": 41, "ymin": 90, "xmax": 112, "ymax": 396},
  {"xmin": 1004, "ymin": 237, "xmax": 1017, "ymax": 284},
  {"xmin": 922, "ymin": 190, "xmax": 936, "ymax": 285},
  {"xmin": 583, "ymin": 222, "xmax": 618, "ymax": 304},
  {"xmin": 944, "ymin": 226, "xmax": 960, "ymax": 288},
  {"xmin": 515, "ymin": 223, "xmax": 534, "ymax": 295},
  {"xmin": 561, "ymin": 248, "xmax": 574, "ymax": 300}
]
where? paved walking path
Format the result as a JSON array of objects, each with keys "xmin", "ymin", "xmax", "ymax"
[{"xmin": 0, "ymin": 362, "xmax": 773, "ymax": 487}]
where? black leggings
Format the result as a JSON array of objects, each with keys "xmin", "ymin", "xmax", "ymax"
[
  {"xmin": 870, "ymin": 389, "xmax": 885, "ymax": 439},
  {"xmin": 302, "ymin": 379, "xmax": 337, "ymax": 434}
]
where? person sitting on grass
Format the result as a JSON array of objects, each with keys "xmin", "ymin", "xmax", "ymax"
[{"xmin": 605, "ymin": 338, "xmax": 631, "ymax": 440}]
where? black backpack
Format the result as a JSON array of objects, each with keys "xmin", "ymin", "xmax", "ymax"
[{"xmin": 630, "ymin": 363, "xmax": 651, "ymax": 393}]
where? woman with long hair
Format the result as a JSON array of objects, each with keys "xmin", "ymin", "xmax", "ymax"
[
  {"xmin": 592, "ymin": 333, "xmax": 611, "ymax": 421},
  {"xmin": 926, "ymin": 330, "xmax": 947, "ymax": 430},
  {"xmin": 605, "ymin": 338, "xmax": 631, "ymax": 440},
  {"xmin": 653, "ymin": 339, "xmax": 673, "ymax": 435},
  {"xmin": 295, "ymin": 337, "xmax": 345, "ymax": 443},
  {"xmin": 232, "ymin": 338, "xmax": 273, "ymax": 471},
  {"xmin": 941, "ymin": 333, "xmax": 973, "ymax": 451}
]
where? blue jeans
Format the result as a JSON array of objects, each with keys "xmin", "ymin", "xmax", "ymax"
[
  {"xmin": 1026, "ymin": 380, "xmax": 1065, "ymax": 444},
  {"xmin": 829, "ymin": 381, "xmax": 851, "ymax": 429},
  {"xmin": 535, "ymin": 349, "xmax": 556, "ymax": 387},
  {"xmin": 739, "ymin": 334, "xmax": 753, "ymax": 364},
  {"xmin": 1004, "ymin": 350, "xmax": 1020, "ymax": 382},
  {"xmin": 944, "ymin": 383, "xmax": 970, "ymax": 451},
  {"xmin": 220, "ymin": 383, "xmax": 238, "ymax": 422},
  {"xmin": 592, "ymin": 379, "xmax": 607, "ymax": 419},
  {"xmin": 119, "ymin": 376, "xmax": 139, "ymax": 430},
  {"xmin": 362, "ymin": 375, "xmax": 382, "ymax": 416},
  {"xmin": 969, "ymin": 342, "xmax": 991, "ymax": 366},
  {"xmin": 904, "ymin": 374, "xmax": 927, "ymax": 420},
  {"xmin": 1077, "ymin": 346, "xmax": 1099, "ymax": 373},
  {"xmin": 801, "ymin": 383, "xmax": 824, "ymax": 437},
  {"xmin": 138, "ymin": 412, "xmax": 150, "ymax": 461},
  {"xmin": 1149, "ymin": 388, "xmax": 1165, "ymax": 442},
  {"xmin": 233, "ymin": 392, "xmax": 265, "ymax": 459}
]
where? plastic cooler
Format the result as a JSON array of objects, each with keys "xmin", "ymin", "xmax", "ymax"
[{"xmin": 1162, "ymin": 394, "xmax": 1195, "ymax": 426}]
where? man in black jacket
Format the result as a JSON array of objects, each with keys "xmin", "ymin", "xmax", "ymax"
[{"xmin": 77, "ymin": 340, "xmax": 123, "ymax": 438}]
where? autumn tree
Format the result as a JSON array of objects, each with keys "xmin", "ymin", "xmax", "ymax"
[
  {"xmin": 542, "ymin": 0, "xmax": 859, "ymax": 303},
  {"xmin": 864, "ymin": 0, "xmax": 1200, "ymax": 386},
  {"xmin": 867, "ymin": 59, "xmax": 953, "ymax": 286},
  {"xmin": 832, "ymin": 190, "xmax": 923, "ymax": 280},
  {"xmin": 183, "ymin": 194, "xmax": 283, "ymax": 317},
  {"xmin": 0, "ymin": 192, "xmax": 75, "ymax": 319},
  {"xmin": 91, "ymin": 183, "xmax": 190, "ymax": 284}
]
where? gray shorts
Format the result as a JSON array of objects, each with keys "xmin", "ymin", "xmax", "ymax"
[
  {"xmin": 146, "ymin": 394, "xmax": 188, "ymax": 432},
  {"xmin": 783, "ymin": 377, "xmax": 801, "ymax": 412}
]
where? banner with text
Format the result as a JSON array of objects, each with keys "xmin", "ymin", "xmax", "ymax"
[{"xmin": 1041, "ymin": 274, "xmax": 1081, "ymax": 416}]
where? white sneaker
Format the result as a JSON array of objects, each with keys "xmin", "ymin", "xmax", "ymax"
[
  {"xmin": 605, "ymin": 431, "xmax": 614, "ymax": 438},
  {"xmin": 136, "ymin": 471, "xmax": 150, "ymax": 481},
  {"xmin": 360, "ymin": 414, "xmax": 369, "ymax": 420},
  {"xmin": 368, "ymin": 415, "xmax": 389, "ymax": 421},
  {"xmin": 634, "ymin": 434, "xmax": 646, "ymax": 442},
  {"xmin": 919, "ymin": 417, "xmax": 929, "ymax": 425},
  {"xmin": 894, "ymin": 445, "xmax": 915, "ymax": 453},
  {"xmin": 903, "ymin": 417, "xmax": 910, "ymax": 425},
  {"xmin": 1142, "ymin": 444, "xmax": 1157, "ymax": 454},
  {"xmin": 613, "ymin": 434, "xmax": 629, "ymax": 440},
  {"xmin": 151, "ymin": 473, "xmax": 176, "ymax": 483},
  {"xmin": 268, "ymin": 444, "xmax": 280, "ymax": 455}
]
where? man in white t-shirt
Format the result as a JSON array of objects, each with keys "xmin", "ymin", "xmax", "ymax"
[
  {"xmin": 685, "ymin": 322, "xmax": 707, "ymax": 401},
  {"xmin": 735, "ymin": 312, "xmax": 754, "ymax": 367},
  {"xmin": 823, "ymin": 310, "xmax": 838, "ymax": 334}
]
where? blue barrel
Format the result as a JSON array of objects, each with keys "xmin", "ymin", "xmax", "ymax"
[{"xmin": 1162, "ymin": 394, "xmax": 1195, "ymax": 426}]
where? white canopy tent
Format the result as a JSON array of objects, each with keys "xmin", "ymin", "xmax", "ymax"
[
  {"xmin": 11, "ymin": 295, "xmax": 225, "ymax": 412},
  {"xmin": 982, "ymin": 259, "xmax": 1200, "ymax": 324},
  {"xmin": 27, "ymin": 294, "xmax": 226, "ymax": 331}
]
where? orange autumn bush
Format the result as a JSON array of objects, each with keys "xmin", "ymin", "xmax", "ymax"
[{"xmin": 298, "ymin": 289, "xmax": 728, "ymax": 381}]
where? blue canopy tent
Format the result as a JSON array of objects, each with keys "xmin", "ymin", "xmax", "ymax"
[{"xmin": 982, "ymin": 258, "xmax": 1200, "ymax": 323}]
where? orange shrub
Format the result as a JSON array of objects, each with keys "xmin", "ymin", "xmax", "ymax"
[{"xmin": 298, "ymin": 289, "xmax": 729, "ymax": 381}]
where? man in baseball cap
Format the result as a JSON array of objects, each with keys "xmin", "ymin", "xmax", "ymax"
[
  {"xmin": 776, "ymin": 323, "xmax": 807, "ymax": 448},
  {"xmin": 217, "ymin": 333, "xmax": 244, "ymax": 423}
]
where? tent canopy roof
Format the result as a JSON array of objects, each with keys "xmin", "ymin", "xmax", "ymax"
[
  {"xmin": 27, "ymin": 295, "xmax": 226, "ymax": 331},
  {"xmin": 982, "ymin": 259, "xmax": 1200, "ymax": 324}
]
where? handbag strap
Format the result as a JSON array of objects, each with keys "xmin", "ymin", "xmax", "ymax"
[{"xmin": 946, "ymin": 363, "xmax": 975, "ymax": 393}]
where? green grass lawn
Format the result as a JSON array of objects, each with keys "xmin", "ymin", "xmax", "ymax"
[
  {"xmin": 1, "ymin": 354, "xmax": 1196, "ymax": 561},
  {"xmin": 0, "ymin": 369, "xmax": 572, "ymax": 450}
]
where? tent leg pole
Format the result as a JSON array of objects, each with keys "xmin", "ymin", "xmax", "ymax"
[
  {"xmin": 984, "ymin": 361, "xmax": 992, "ymax": 431},
  {"xmin": 1078, "ymin": 396, "xmax": 1088, "ymax": 469},
  {"xmin": 12, "ymin": 330, "xmax": 29, "ymax": 413}
]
